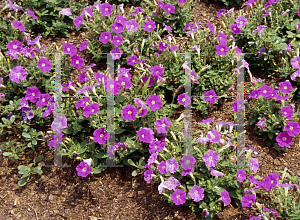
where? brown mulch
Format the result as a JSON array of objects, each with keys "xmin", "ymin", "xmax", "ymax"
[{"xmin": 1, "ymin": 0, "xmax": 299, "ymax": 220}]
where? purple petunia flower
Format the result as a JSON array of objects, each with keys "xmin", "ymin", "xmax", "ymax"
[
  {"xmin": 155, "ymin": 117, "xmax": 172, "ymax": 134},
  {"xmin": 115, "ymin": 15, "xmax": 127, "ymax": 25},
  {"xmin": 25, "ymin": 86, "xmax": 41, "ymax": 103},
  {"xmin": 178, "ymin": 94, "xmax": 191, "ymax": 107},
  {"xmin": 235, "ymin": 15, "xmax": 248, "ymax": 29},
  {"xmin": 130, "ymin": 7, "xmax": 144, "ymax": 16},
  {"xmin": 145, "ymin": 95, "xmax": 162, "ymax": 111},
  {"xmin": 118, "ymin": 76, "xmax": 132, "ymax": 89},
  {"xmin": 257, "ymin": 48, "xmax": 265, "ymax": 57},
  {"xmin": 144, "ymin": 169, "xmax": 154, "ymax": 183},
  {"xmin": 93, "ymin": 127, "xmax": 110, "ymax": 145},
  {"xmin": 79, "ymin": 41, "xmax": 88, "ymax": 51},
  {"xmin": 51, "ymin": 116, "xmax": 68, "ymax": 133},
  {"xmin": 49, "ymin": 132, "xmax": 64, "ymax": 148},
  {"xmin": 74, "ymin": 16, "xmax": 84, "ymax": 27},
  {"xmin": 111, "ymin": 35, "xmax": 123, "ymax": 47},
  {"xmin": 63, "ymin": 42, "xmax": 77, "ymax": 57},
  {"xmin": 188, "ymin": 185, "xmax": 204, "ymax": 202},
  {"xmin": 217, "ymin": 9, "xmax": 226, "ymax": 17},
  {"xmin": 83, "ymin": 103, "xmax": 99, "ymax": 118},
  {"xmin": 220, "ymin": 190, "xmax": 231, "ymax": 205},
  {"xmin": 207, "ymin": 129, "xmax": 221, "ymax": 143},
  {"xmin": 276, "ymin": 132, "xmax": 293, "ymax": 147},
  {"xmin": 249, "ymin": 158, "xmax": 259, "ymax": 173},
  {"xmin": 230, "ymin": 24, "xmax": 241, "ymax": 34},
  {"xmin": 281, "ymin": 106, "xmax": 294, "ymax": 119},
  {"xmin": 284, "ymin": 121, "xmax": 300, "ymax": 136},
  {"xmin": 76, "ymin": 161, "xmax": 92, "ymax": 177},
  {"xmin": 100, "ymin": 2, "xmax": 113, "ymax": 16},
  {"xmin": 253, "ymin": 25, "xmax": 267, "ymax": 34},
  {"xmin": 121, "ymin": 104, "xmax": 138, "ymax": 121},
  {"xmin": 71, "ymin": 55, "xmax": 85, "ymax": 69},
  {"xmin": 125, "ymin": 19, "xmax": 139, "ymax": 33},
  {"xmin": 37, "ymin": 57, "xmax": 52, "ymax": 73},
  {"xmin": 217, "ymin": 32, "xmax": 227, "ymax": 44},
  {"xmin": 158, "ymin": 160, "xmax": 167, "ymax": 174},
  {"xmin": 158, "ymin": 42, "xmax": 169, "ymax": 51},
  {"xmin": 170, "ymin": 46, "xmax": 179, "ymax": 51},
  {"xmin": 202, "ymin": 150, "xmax": 219, "ymax": 167},
  {"xmin": 149, "ymin": 141, "xmax": 166, "ymax": 154},
  {"xmin": 6, "ymin": 40, "xmax": 23, "ymax": 53},
  {"xmin": 143, "ymin": 20, "xmax": 156, "ymax": 33},
  {"xmin": 9, "ymin": 66, "xmax": 27, "ymax": 83},
  {"xmin": 291, "ymin": 56, "xmax": 300, "ymax": 69},
  {"xmin": 206, "ymin": 22, "xmax": 215, "ymax": 33},
  {"xmin": 262, "ymin": 175, "xmax": 277, "ymax": 191},
  {"xmin": 278, "ymin": 81, "xmax": 293, "ymax": 94},
  {"xmin": 236, "ymin": 169, "xmax": 246, "ymax": 182},
  {"xmin": 137, "ymin": 128, "xmax": 155, "ymax": 143},
  {"xmin": 164, "ymin": 176, "xmax": 181, "ymax": 191},
  {"xmin": 110, "ymin": 47, "xmax": 123, "ymax": 60},
  {"xmin": 148, "ymin": 65, "xmax": 164, "ymax": 80},
  {"xmin": 99, "ymin": 31, "xmax": 111, "ymax": 44},
  {"xmin": 25, "ymin": 9, "xmax": 38, "ymax": 20},
  {"xmin": 216, "ymin": 43, "xmax": 229, "ymax": 56},
  {"xmin": 171, "ymin": 189, "xmax": 186, "ymax": 205},
  {"xmin": 163, "ymin": 4, "xmax": 175, "ymax": 14},
  {"xmin": 242, "ymin": 194, "xmax": 256, "ymax": 207},
  {"xmin": 78, "ymin": 74, "xmax": 89, "ymax": 82},
  {"xmin": 12, "ymin": 20, "xmax": 25, "ymax": 32},
  {"xmin": 204, "ymin": 90, "xmax": 218, "ymax": 104},
  {"xmin": 256, "ymin": 118, "xmax": 267, "ymax": 131},
  {"xmin": 232, "ymin": 99, "xmax": 245, "ymax": 113},
  {"xmin": 111, "ymin": 22, "xmax": 124, "ymax": 34},
  {"xmin": 60, "ymin": 8, "xmax": 72, "ymax": 16},
  {"xmin": 36, "ymin": 94, "xmax": 51, "ymax": 108},
  {"xmin": 166, "ymin": 158, "xmax": 180, "ymax": 174},
  {"xmin": 75, "ymin": 96, "xmax": 90, "ymax": 109}
]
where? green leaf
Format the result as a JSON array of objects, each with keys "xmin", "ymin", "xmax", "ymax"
[
  {"xmin": 132, "ymin": 169, "xmax": 138, "ymax": 176},
  {"xmin": 33, "ymin": 166, "xmax": 43, "ymax": 175},
  {"xmin": 127, "ymin": 159, "xmax": 136, "ymax": 167},
  {"xmin": 22, "ymin": 132, "xmax": 31, "ymax": 139},
  {"xmin": 10, "ymin": 115, "xmax": 15, "ymax": 124},
  {"xmin": 115, "ymin": 127, "xmax": 125, "ymax": 134},
  {"xmin": 3, "ymin": 152, "xmax": 12, "ymax": 157},
  {"xmin": 32, "ymin": 139, "xmax": 37, "ymax": 145},
  {"xmin": 18, "ymin": 176, "xmax": 30, "ymax": 186},
  {"xmin": 35, "ymin": 155, "xmax": 44, "ymax": 163}
]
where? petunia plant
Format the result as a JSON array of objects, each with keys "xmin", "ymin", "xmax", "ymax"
[
  {"xmin": 140, "ymin": 0, "xmax": 194, "ymax": 37},
  {"xmin": 245, "ymin": 72, "xmax": 300, "ymax": 151}
]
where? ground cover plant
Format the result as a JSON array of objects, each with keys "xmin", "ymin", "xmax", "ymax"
[{"xmin": 0, "ymin": 0, "xmax": 300, "ymax": 219}]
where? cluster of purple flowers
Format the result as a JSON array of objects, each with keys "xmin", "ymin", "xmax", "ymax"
[{"xmin": 248, "ymin": 80, "xmax": 300, "ymax": 147}]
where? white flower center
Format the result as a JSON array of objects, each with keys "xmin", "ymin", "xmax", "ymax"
[
  {"xmin": 195, "ymin": 190, "xmax": 198, "ymax": 194},
  {"xmin": 131, "ymin": 25, "xmax": 134, "ymax": 28},
  {"xmin": 17, "ymin": 72, "xmax": 21, "ymax": 76},
  {"xmin": 221, "ymin": 48, "xmax": 224, "ymax": 51},
  {"xmin": 115, "ymin": 27, "xmax": 118, "ymax": 30},
  {"xmin": 284, "ymin": 86, "xmax": 287, "ymax": 89},
  {"xmin": 162, "ymin": 124, "xmax": 165, "ymax": 127},
  {"xmin": 42, "ymin": 63, "xmax": 45, "ymax": 67},
  {"xmin": 76, "ymin": 61, "xmax": 79, "ymax": 64},
  {"xmin": 42, "ymin": 98, "xmax": 45, "ymax": 102},
  {"xmin": 67, "ymin": 48, "xmax": 70, "ymax": 51},
  {"xmin": 142, "ymin": 134, "xmax": 144, "ymax": 138},
  {"xmin": 92, "ymin": 109, "xmax": 94, "ymax": 112},
  {"xmin": 13, "ymin": 45, "xmax": 17, "ymax": 49},
  {"xmin": 290, "ymin": 126, "xmax": 293, "ymax": 130},
  {"xmin": 284, "ymin": 112, "xmax": 287, "ymax": 115},
  {"xmin": 151, "ymin": 101, "xmax": 155, "ymax": 105},
  {"xmin": 283, "ymin": 137, "xmax": 286, "ymax": 141},
  {"xmin": 100, "ymin": 134, "xmax": 103, "ymax": 137},
  {"xmin": 83, "ymin": 167, "xmax": 87, "ymax": 171},
  {"xmin": 122, "ymin": 82, "xmax": 125, "ymax": 85},
  {"xmin": 128, "ymin": 111, "xmax": 132, "ymax": 114},
  {"xmin": 105, "ymin": 8, "xmax": 108, "ymax": 11},
  {"xmin": 209, "ymin": 156, "xmax": 212, "ymax": 160},
  {"xmin": 32, "ymin": 93, "xmax": 35, "ymax": 96},
  {"xmin": 148, "ymin": 25, "xmax": 151, "ymax": 28}
]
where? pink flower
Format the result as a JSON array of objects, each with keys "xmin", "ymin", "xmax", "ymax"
[
  {"xmin": 37, "ymin": 58, "xmax": 52, "ymax": 73},
  {"xmin": 12, "ymin": 20, "xmax": 25, "ymax": 32},
  {"xmin": 71, "ymin": 55, "xmax": 85, "ymax": 69},
  {"xmin": 76, "ymin": 161, "xmax": 92, "ymax": 177}
]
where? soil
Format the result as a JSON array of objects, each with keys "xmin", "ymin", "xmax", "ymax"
[{"xmin": 0, "ymin": 0, "xmax": 299, "ymax": 220}]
